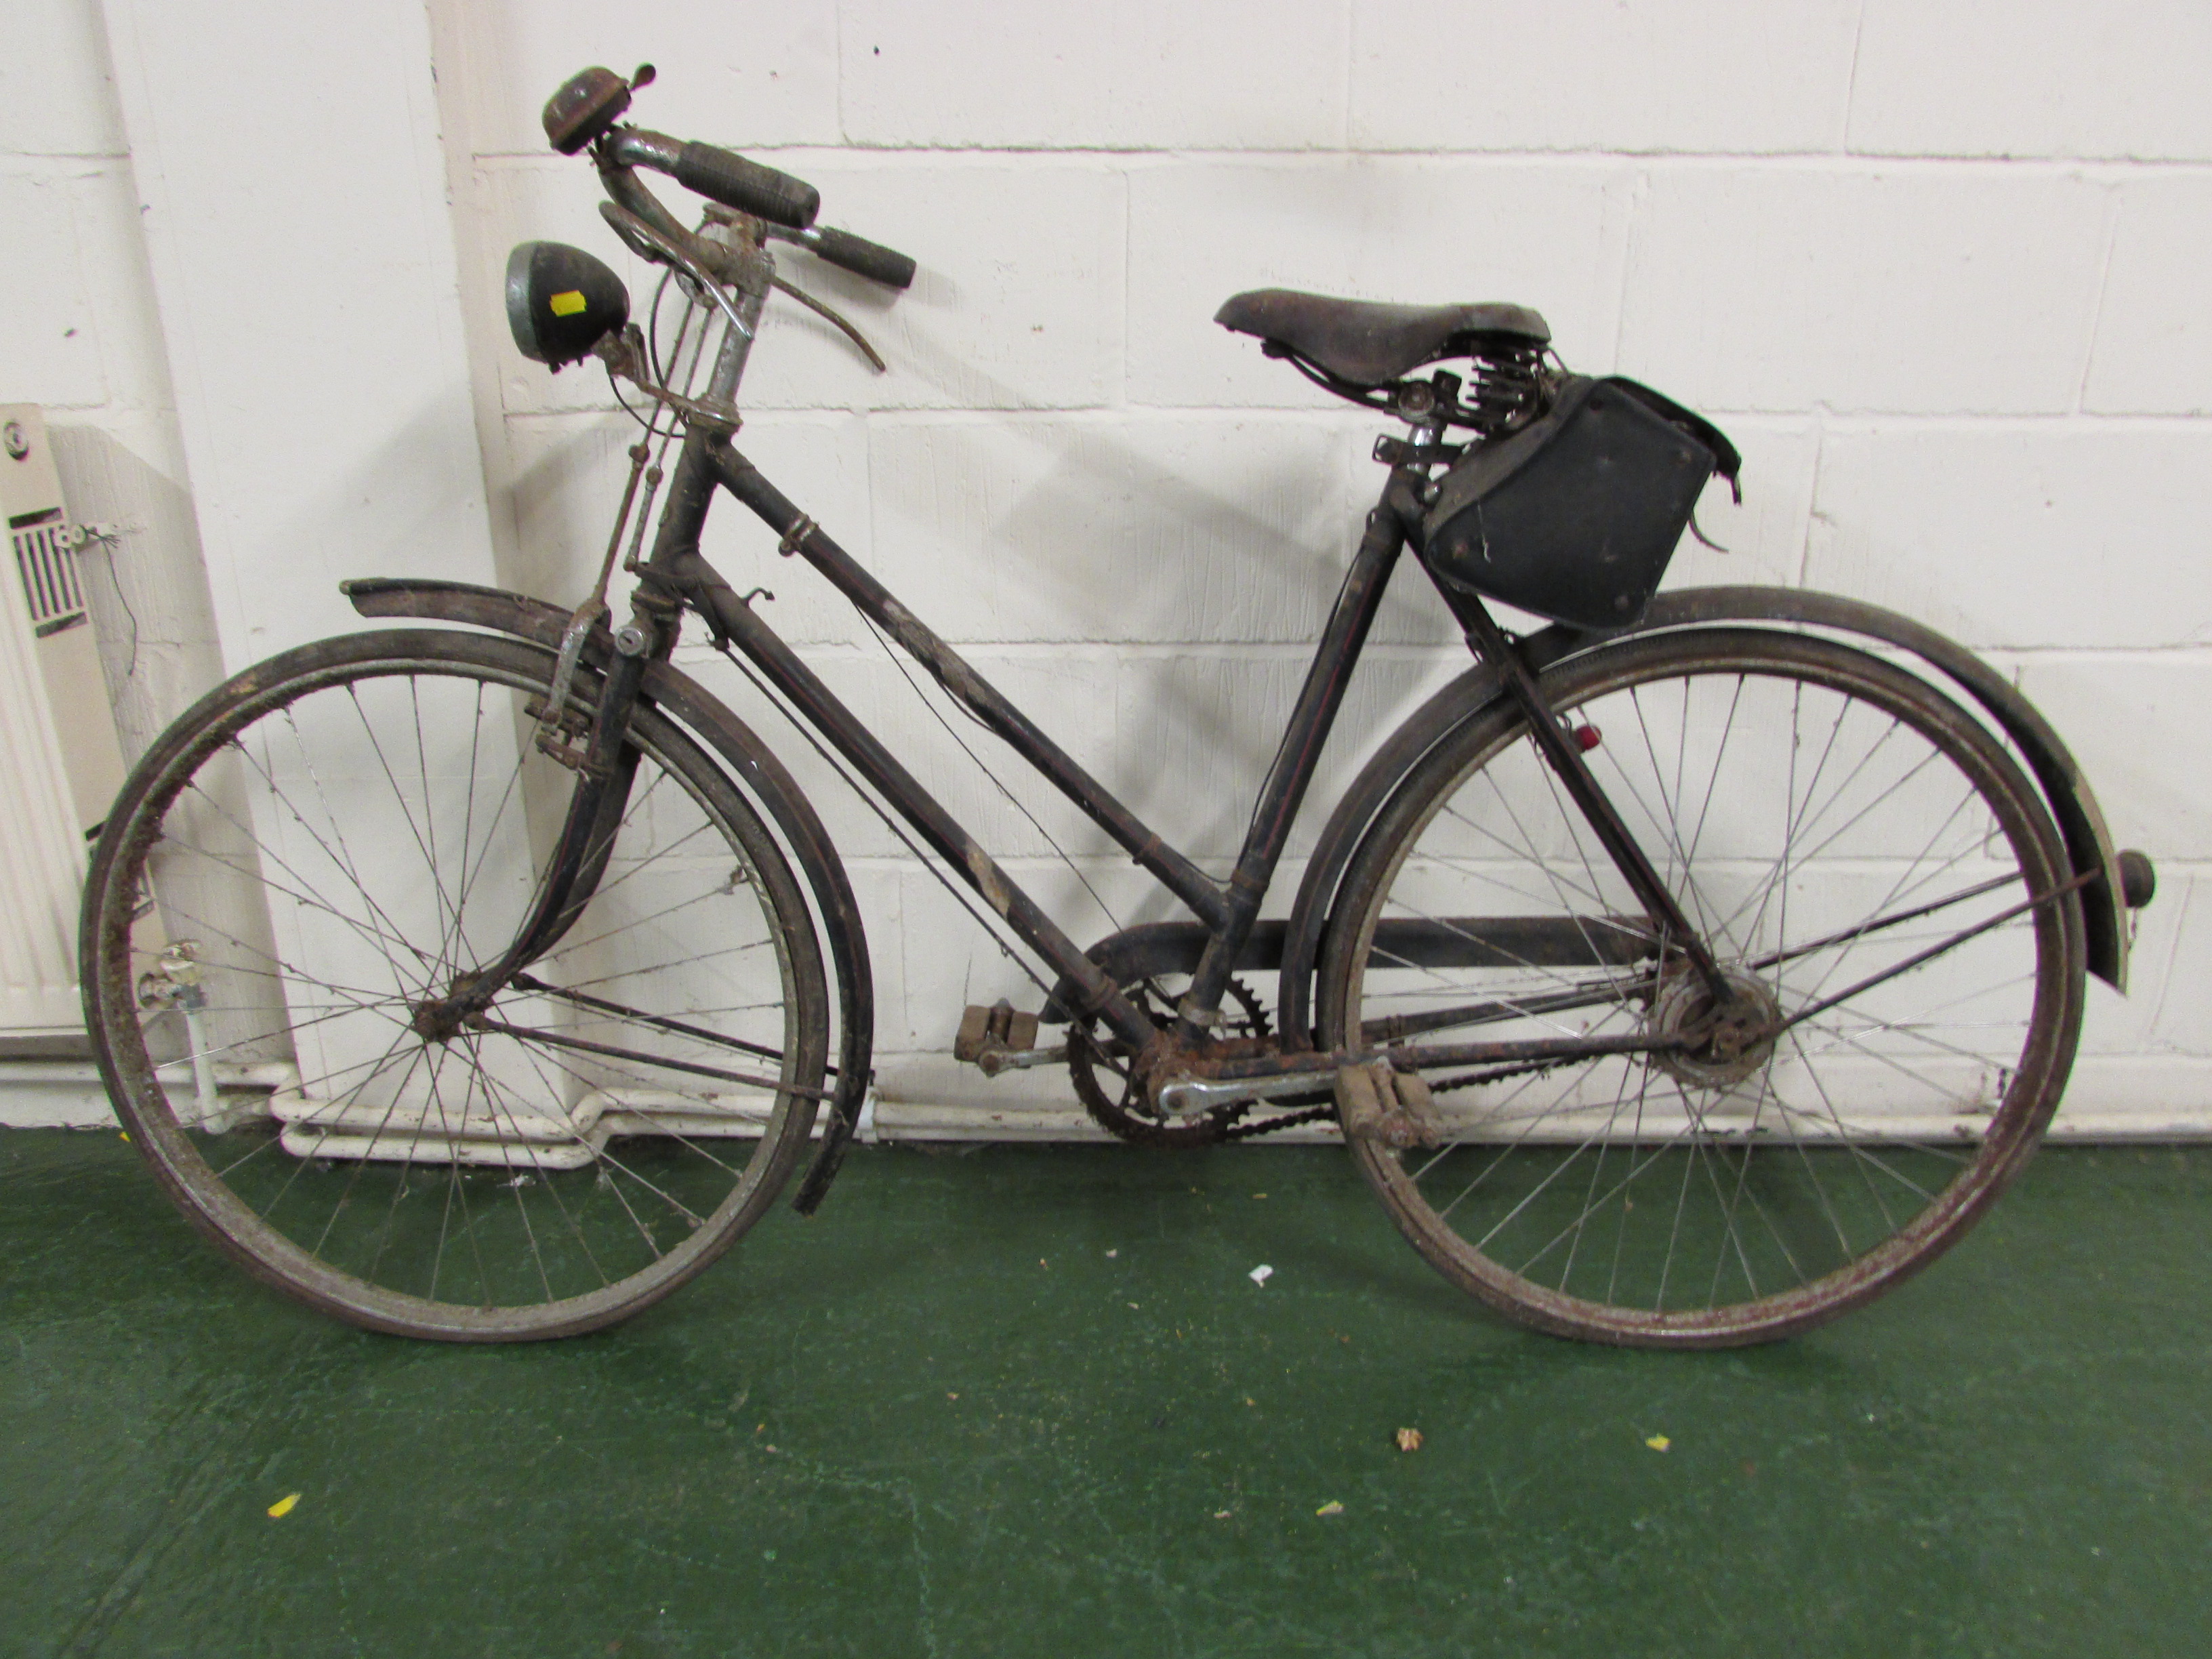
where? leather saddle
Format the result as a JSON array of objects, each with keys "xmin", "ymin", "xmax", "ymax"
[{"xmin": 1215, "ymin": 288, "xmax": 1549, "ymax": 387}]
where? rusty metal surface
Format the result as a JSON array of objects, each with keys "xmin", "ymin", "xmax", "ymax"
[
  {"xmin": 1622, "ymin": 586, "xmax": 2134, "ymax": 991},
  {"xmin": 541, "ymin": 66, "xmax": 632, "ymax": 153},
  {"xmin": 1038, "ymin": 915, "xmax": 1651, "ymax": 1025}
]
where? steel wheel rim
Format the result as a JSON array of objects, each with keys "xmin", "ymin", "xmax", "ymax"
[
  {"xmin": 86, "ymin": 634, "xmax": 826, "ymax": 1338},
  {"xmin": 1325, "ymin": 632, "xmax": 2084, "ymax": 1346}
]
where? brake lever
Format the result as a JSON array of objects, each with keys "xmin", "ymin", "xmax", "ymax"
[
  {"xmin": 769, "ymin": 275, "xmax": 886, "ymax": 373},
  {"xmin": 596, "ymin": 201, "xmax": 756, "ymax": 344}
]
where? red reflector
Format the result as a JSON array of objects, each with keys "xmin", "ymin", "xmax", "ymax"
[{"xmin": 1573, "ymin": 724, "xmax": 1602, "ymax": 752}]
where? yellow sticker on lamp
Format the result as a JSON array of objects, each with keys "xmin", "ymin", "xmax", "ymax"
[{"xmin": 548, "ymin": 289, "xmax": 588, "ymax": 317}]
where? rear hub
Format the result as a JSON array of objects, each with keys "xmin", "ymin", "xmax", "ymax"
[{"xmin": 1652, "ymin": 967, "xmax": 1782, "ymax": 1090}]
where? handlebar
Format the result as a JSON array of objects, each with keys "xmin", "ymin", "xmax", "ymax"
[
  {"xmin": 608, "ymin": 128, "xmax": 817, "ymax": 231},
  {"xmin": 603, "ymin": 125, "xmax": 915, "ymax": 291},
  {"xmin": 679, "ymin": 140, "xmax": 819, "ymax": 230},
  {"xmin": 773, "ymin": 224, "xmax": 918, "ymax": 291},
  {"xmin": 544, "ymin": 66, "xmax": 919, "ymax": 298}
]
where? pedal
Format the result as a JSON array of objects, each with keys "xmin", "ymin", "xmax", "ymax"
[
  {"xmin": 954, "ymin": 998, "xmax": 1044, "ymax": 1076},
  {"xmin": 1334, "ymin": 1060, "xmax": 1443, "ymax": 1149}
]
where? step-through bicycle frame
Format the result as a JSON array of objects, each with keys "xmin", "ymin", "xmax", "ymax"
[
  {"xmin": 681, "ymin": 430, "xmax": 1721, "ymax": 1067},
  {"xmin": 490, "ymin": 219, "xmax": 1725, "ymax": 1096},
  {"xmin": 407, "ymin": 156, "xmax": 2134, "ymax": 1168}
]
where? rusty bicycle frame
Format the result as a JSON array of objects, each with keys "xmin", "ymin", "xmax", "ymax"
[
  {"xmin": 691, "ymin": 435, "xmax": 1719, "ymax": 1061},
  {"xmin": 356, "ymin": 106, "xmax": 2138, "ymax": 1212}
]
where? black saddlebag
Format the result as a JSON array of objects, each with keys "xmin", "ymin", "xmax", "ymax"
[{"xmin": 1420, "ymin": 375, "xmax": 1740, "ymax": 630}]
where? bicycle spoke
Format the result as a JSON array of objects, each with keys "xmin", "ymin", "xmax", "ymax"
[
  {"xmin": 1336, "ymin": 633, "xmax": 2078, "ymax": 1342},
  {"xmin": 94, "ymin": 642, "xmax": 826, "ymax": 1337}
]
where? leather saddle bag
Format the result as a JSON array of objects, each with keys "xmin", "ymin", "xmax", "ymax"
[{"xmin": 1420, "ymin": 375, "xmax": 1741, "ymax": 630}]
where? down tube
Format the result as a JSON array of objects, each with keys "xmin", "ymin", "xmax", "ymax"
[
  {"xmin": 712, "ymin": 446, "xmax": 1229, "ymax": 933},
  {"xmin": 662, "ymin": 551, "xmax": 1158, "ymax": 1056}
]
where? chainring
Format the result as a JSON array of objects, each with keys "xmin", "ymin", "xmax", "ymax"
[{"xmin": 1067, "ymin": 975, "xmax": 1271, "ymax": 1149}]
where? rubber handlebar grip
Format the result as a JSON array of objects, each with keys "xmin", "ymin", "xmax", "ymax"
[
  {"xmin": 674, "ymin": 141, "xmax": 819, "ymax": 230},
  {"xmin": 804, "ymin": 225, "xmax": 918, "ymax": 291}
]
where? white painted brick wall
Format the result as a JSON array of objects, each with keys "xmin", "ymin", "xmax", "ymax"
[
  {"xmin": 2085, "ymin": 176, "xmax": 2212, "ymax": 415},
  {"xmin": 839, "ymin": 2, "xmax": 1351, "ymax": 150},
  {"xmin": 1846, "ymin": 1, "xmax": 2212, "ymax": 161},
  {"xmin": 1806, "ymin": 426, "xmax": 2212, "ymax": 650},
  {"xmin": 16, "ymin": 0, "xmax": 2212, "ymax": 1131},
  {"xmin": 1351, "ymin": 1, "xmax": 1864, "ymax": 155},
  {"xmin": 1618, "ymin": 166, "xmax": 2112, "ymax": 415},
  {"xmin": 1, "ymin": 3, "xmax": 226, "ymax": 874}
]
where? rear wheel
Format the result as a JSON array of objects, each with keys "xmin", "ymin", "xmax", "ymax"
[
  {"xmin": 83, "ymin": 629, "xmax": 830, "ymax": 1340},
  {"xmin": 1319, "ymin": 629, "xmax": 2086, "ymax": 1347}
]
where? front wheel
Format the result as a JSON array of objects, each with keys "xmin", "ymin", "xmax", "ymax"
[
  {"xmin": 1319, "ymin": 628, "xmax": 2087, "ymax": 1347},
  {"xmin": 83, "ymin": 629, "xmax": 831, "ymax": 1340}
]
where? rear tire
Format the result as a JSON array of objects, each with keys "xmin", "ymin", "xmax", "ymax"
[
  {"xmin": 83, "ymin": 629, "xmax": 830, "ymax": 1340},
  {"xmin": 1319, "ymin": 629, "xmax": 2086, "ymax": 1347}
]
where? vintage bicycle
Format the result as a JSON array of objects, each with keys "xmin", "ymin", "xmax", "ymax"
[{"xmin": 81, "ymin": 66, "xmax": 2156, "ymax": 1347}]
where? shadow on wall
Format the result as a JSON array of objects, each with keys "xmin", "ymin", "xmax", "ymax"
[
  {"xmin": 44, "ymin": 422, "xmax": 226, "ymax": 765},
  {"xmin": 487, "ymin": 262, "xmax": 1463, "ymax": 863}
]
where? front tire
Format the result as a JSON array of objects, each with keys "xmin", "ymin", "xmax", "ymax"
[{"xmin": 83, "ymin": 629, "xmax": 830, "ymax": 1340}]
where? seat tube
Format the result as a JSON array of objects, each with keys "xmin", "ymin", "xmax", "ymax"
[{"xmin": 1172, "ymin": 490, "xmax": 1410, "ymax": 1044}]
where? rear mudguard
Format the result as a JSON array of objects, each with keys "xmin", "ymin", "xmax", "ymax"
[
  {"xmin": 341, "ymin": 577, "xmax": 872, "ymax": 1214},
  {"xmin": 1275, "ymin": 584, "xmax": 2137, "ymax": 1050}
]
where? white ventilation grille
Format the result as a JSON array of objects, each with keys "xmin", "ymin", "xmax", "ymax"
[
  {"xmin": 0, "ymin": 406, "xmax": 99, "ymax": 1038},
  {"xmin": 10, "ymin": 508, "xmax": 88, "ymax": 635}
]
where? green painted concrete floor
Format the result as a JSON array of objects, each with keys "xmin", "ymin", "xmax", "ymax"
[{"xmin": 2, "ymin": 1131, "xmax": 2207, "ymax": 1658}]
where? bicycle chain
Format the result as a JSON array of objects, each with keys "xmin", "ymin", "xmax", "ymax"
[
  {"xmin": 1076, "ymin": 966, "xmax": 1589, "ymax": 1144},
  {"xmin": 1210, "ymin": 1053, "xmax": 1578, "ymax": 1141},
  {"xmin": 1217, "ymin": 1099, "xmax": 1334, "ymax": 1141}
]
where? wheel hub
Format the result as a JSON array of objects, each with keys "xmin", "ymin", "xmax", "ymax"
[
  {"xmin": 1651, "ymin": 968, "xmax": 1782, "ymax": 1090},
  {"xmin": 409, "ymin": 971, "xmax": 495, "ymax": 1043}
]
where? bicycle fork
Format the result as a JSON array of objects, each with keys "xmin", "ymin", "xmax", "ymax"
[{"xmin": 407, "ymin": 635, "xmax": 651, "ymax": 1040}]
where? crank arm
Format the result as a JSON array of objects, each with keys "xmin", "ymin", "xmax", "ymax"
[
  {"xmin": 1156, "ymin": 1070, "xmax": 1344, "ymax": 1119},
  {"xmin": 973, "ymin": 1043, "xmax": 1069, "ymax": 1077}
]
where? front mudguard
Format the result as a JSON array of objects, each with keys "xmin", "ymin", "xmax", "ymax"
[
  {"xmin": 340, "ymin": 577, "xmax": 873, "ymax": 1214},
  {"xmin": 1276, "ymin": 585, "xmax": 2139, "ymax": 1048}
]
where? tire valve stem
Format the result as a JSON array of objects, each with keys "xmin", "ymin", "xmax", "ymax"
[{"xmin": 1572, "ymin": 722, "xmax": 1603, "ymax": 753}]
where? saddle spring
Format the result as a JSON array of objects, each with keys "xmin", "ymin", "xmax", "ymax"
[{"xmin": 1453, "ymin": 335, "xmax": 1550, "ymax": 436}]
